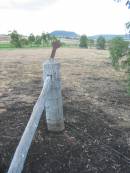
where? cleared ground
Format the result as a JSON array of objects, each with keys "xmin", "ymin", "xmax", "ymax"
[{"xmin": 0, "ymin": 48, "xmax": 130, "ymax": 173}]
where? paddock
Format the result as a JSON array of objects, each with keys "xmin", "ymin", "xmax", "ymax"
[{"xmin": 0, "ymin": 48, "xmax": 130, "ymax": 173}]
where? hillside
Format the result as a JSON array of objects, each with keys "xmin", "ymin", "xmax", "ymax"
[
  {"xmin": 50, "ymin": 31, "xmax": 130, "ymax": 41},
  {"xmin": 88, "ymin": 34, "xmax": 130, "ymax": 41},
  {"xmin": 50, "ymin": 30, "xmax": 79, "ymax": 39}
]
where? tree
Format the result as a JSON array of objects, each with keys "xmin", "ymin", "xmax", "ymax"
[
  {"xmin": 28, "ymin": 33, "xmax": 35, "ymax": 46},
  {"xmin": 20, "ymin": 38, "xmax": 29, "ymax": 46},
  {"xmin": 45, "ymin": 33, "xmax": 51, "ymax": 46},
  {"xmin": 41, "ymin": 32, "xmax": 47, "ymax": 46},
  {"xmin": 41, "ymin": 33, "xmax": 51, "ymax": 46},
  {"xmin": 10, "ymin": 30, "xmax": 22, "ymax": 48},
  {"xmin": 96, "ymin": 36, "xmax": 106, "ymax": 50},
  {"xmin": 114, "ymin": 0, "xmax": 130, "ymax": 94},
  {"xmin": 88, "ymin": 39, "xmax": 95, "ymax": 48},
  {"xmin": 35, "ymin": 35, "xmax": 42, "ymax": 46},
  {"xmin": 109, "ymin": 37, "xmax": 128, "ymax": 68},
  {"xmin": 79, "ymin": 35, "xmax": 88, "ymax": 48},
  {"xmin": 114, "ymin": 0, "xmax": 130, "ymax": 8},
  {"xmin": 52, "ymin": 35, "xmax": 57, "ymax": 42},
  {"xmin": 50, "ymin": 35, "xmax": 57, "ymax": 44}
]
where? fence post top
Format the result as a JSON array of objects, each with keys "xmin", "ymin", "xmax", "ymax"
[{"xmin": 44, "ymin": 58, "xmax": 59, "ymax": 65}]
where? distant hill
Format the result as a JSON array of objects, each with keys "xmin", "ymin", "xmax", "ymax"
[
  {"xmin": 50, "ymin": 30, "xmax": 79, "ymax": 39},
  {"xmin": 88, "ymin": 34, "xmax": 130, "ymax": 41},
  {"xmin": 50, "ymin": 32, "xmax": 130, "ymax": 41}
]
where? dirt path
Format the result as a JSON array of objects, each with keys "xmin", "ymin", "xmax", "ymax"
[{"xmin": 0, "ymin": 48, "xmax": 130, "ymax": 173}]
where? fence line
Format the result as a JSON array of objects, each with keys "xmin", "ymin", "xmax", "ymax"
[{"xmin": 7, "ymin": 76, "xmax": 51, "ymax": 173}]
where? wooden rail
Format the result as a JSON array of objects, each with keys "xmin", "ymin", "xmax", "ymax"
[{"xmin": 7, "ymin": 76, "xmax": 51, "ymax": 173}]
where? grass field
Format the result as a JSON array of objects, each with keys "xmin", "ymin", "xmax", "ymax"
[
  {"xmin": 0, "ymin": 48, "xmax": 130, "ymax": 173},
  {"xmin": 0, "ymin": 42, "xmax": 12, "ymax": 49},
  {"xmin": 0, "ymin": 38, "xmax": 79, "ymax": 49}
]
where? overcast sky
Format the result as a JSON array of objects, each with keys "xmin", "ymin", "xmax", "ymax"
[{"xmin": 0, "ymin": 0, "xmax": 130, "ymax": 36}]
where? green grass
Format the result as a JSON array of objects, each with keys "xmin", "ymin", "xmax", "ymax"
[
  {"xmin": 0, "ymin": 42, "xmax": 13, "ymax": 49},
  {"xmin": 0, "ymin": 42, "xmax": 79, "ymax": 50}
]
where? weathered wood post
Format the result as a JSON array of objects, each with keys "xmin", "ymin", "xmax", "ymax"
[
  {"xmin": 7, "ymin": 76, "xmax": 51, "ymax": 173},
  {"xmin": 43, "ymin": 41, "xmax": 64, "ymax": 132}
]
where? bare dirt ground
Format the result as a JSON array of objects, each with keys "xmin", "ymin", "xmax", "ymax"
[{"xmin": 0, "ymin": 48, "xmax": 130, "ymax": 173}]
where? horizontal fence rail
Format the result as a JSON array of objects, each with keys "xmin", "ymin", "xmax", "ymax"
[{"xmin": 7, "ymin": 76, "xmax": 51, "ymax": 173}]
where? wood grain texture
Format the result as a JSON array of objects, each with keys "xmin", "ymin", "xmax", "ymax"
[
  {"xmin": 7, "ymin": 76, "xmax": 51, "ymax": 173},
  {"xmin": 44, "ymin": 59, "xmax": 64, "ymax": 132}
]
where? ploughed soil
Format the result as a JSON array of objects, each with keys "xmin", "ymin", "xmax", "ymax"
[{"xmin": 0, "ymin": 48, "xmax": 130, "ymax": 173}]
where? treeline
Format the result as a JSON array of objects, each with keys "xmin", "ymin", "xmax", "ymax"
[
  {"xmin": 9, "ymin": 30, "xmax": 57, "ymax": 48},
  {"xmin": 79, "ymin": 35, "xmax": 110, "ymax": 49}
]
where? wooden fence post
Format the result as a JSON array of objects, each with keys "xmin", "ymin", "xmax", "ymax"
[
  {"xmin": 44, "ymin": 58, "xmax": 64, "ymax": 132},
  {"xmin": 7, "ymin": 76, "xmax": 51, "ymax": 173}
]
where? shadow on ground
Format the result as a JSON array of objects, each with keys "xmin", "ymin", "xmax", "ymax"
[{"xmin": 0, "ymin": 87, "xmax": 130, "ymax": 173}]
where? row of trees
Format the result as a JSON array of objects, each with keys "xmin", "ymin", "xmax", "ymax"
[
  {"xmin": 10, "ymin": 30, "xmax": 107, "ymax": 49},
  {"xmin": 79, "ymin": 35, "xmax": 106, "ymax": 49},
  {"xmin": 9, "ymin": 30, "xmax": 57, "ymax": 48}
]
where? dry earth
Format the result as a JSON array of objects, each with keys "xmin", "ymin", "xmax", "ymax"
[{"xmin": 0, "ymin": 48, "xmax": 130, "ymax": 173}]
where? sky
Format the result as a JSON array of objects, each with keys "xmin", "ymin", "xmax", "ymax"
[{"xmin": 0, "ymin": 0, "xmax": 130, "ymax": 36}]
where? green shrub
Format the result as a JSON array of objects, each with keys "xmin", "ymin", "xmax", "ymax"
[
  {"xmin": 10, "ymin": 30, "xmax": 22, "ymax": 48},
  {"xmin": 109, "ymin": 37, "xmax": 128, "ymax": 68}
]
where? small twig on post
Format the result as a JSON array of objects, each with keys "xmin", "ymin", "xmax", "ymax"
[{"xmin": 50, "ymin": 41, "xmax": 61, "ymax": 59}]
